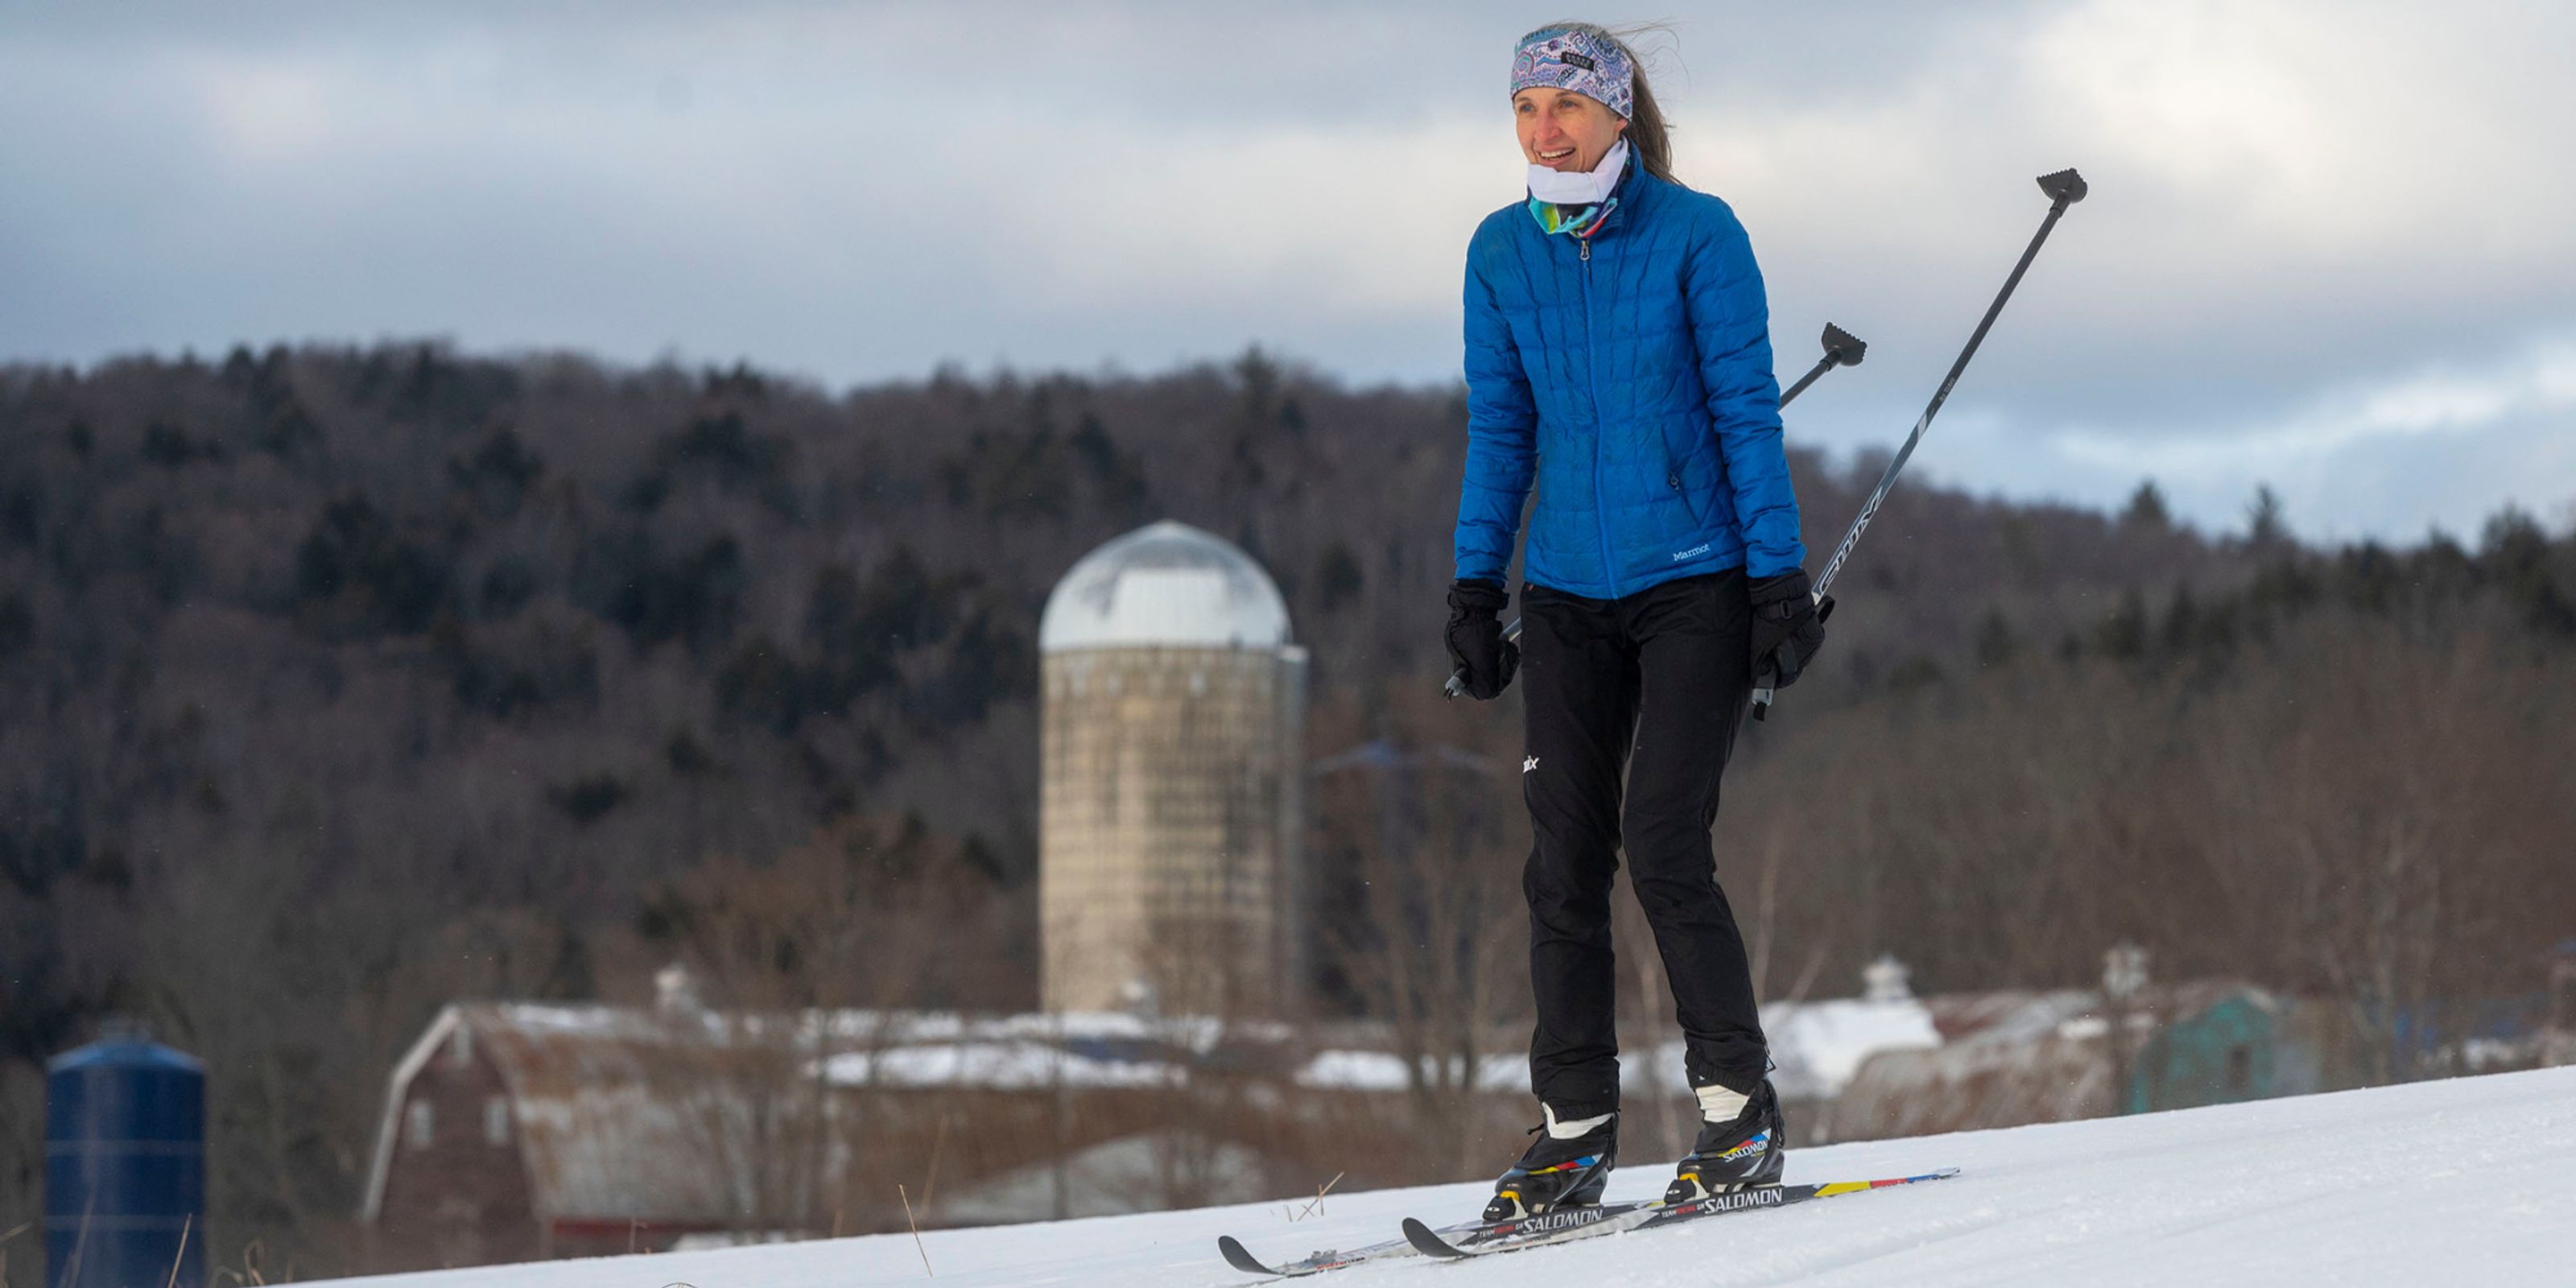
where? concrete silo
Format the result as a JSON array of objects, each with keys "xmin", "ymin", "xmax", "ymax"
[{"xmin": 1038, "ymin": 521, "xmax": 1308, "ymax": 1016}]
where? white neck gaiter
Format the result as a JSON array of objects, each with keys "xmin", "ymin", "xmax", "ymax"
[{"xmin": 1526, "ymin": 138, "xmax": 1629, "ymax": 205}]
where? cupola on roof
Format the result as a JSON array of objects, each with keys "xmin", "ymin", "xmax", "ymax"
[{"xmin": 1039, "ymin": 521, "xmax": 1290, "ymax": 653}]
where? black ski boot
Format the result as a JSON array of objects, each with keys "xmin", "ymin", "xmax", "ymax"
[
  {"xmin": 1484, "ymin": 1107, "xmax": 1618, "ymax": 1221},
  {"xmin": 1664, "ymin": 1080, "xmax": 1785, "ymax": 1203}
]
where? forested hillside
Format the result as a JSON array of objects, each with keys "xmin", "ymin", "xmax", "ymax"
[{"xmin": 4, "ymin": 343, "xmax": 2573, "ymax": 1274}]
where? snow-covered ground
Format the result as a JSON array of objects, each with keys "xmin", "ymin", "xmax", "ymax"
[{"xmin": 327, "ymin": 1066, "xmax": 2576, "ymax": 1287}]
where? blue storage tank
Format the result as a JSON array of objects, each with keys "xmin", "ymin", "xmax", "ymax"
[{"xmin": 45, "ymin": 1026, "xmax": 204, "ymax": 1288}]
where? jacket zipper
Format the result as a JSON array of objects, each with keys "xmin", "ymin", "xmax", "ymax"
[{"xmin": 1579, "ymin": 232, "xmax": 1618, "ymax": 597}]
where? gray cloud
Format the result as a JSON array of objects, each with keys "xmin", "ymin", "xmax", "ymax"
[{"xmin": 2, "ymin": 0, "xmax": 2570, "ymax": 539}]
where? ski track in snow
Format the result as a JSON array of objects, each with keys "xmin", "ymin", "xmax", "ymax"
[{"xmin": 319, "ymin": 1067, "xmax": 2576, "ymax": 1288}]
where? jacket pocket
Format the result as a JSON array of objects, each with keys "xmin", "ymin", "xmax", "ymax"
[{"xmin": 1662, "ymin": 442, "xmax": 1713, "ymax": 532}]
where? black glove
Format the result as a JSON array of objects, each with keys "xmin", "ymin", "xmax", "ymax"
[
  {"xmin": 1443, "ymin": 579, "xmax": 1519, "ymax": 700},
  {"xmin": 1748, "ymin": 570, "xmax": 1832, "ymax": 691}
]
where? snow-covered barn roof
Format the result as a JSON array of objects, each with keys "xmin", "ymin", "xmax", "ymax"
[
  {"xmin": 1281, "ymin": 997, "xmax": 1945, "ymax": 1102},
  {"xmin": 359, "ymin": 1003, "xmax": 1227, "ymax": 1227},
  {"xmin": 361, "ymin": 1004, "xmax": 758, "ymax": 1227},
  {"xmin": 1761, "ymin": 996, "xmax": 1945, "ymax": 1102}
]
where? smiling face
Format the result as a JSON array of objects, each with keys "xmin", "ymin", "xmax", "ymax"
[{"xmin": 1513, "ymin": 86, "xmax": 1629, "ymax": 172}]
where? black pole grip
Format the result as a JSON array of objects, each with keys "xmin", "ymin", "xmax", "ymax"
[{"xmin": 1443, "ymin": 619, "xmax": 1525, "ymax": 700}]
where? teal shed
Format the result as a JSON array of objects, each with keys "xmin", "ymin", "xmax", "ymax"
[{"xmin": 2127, "ymin": 989, "xmax": 2277, "ymax": 1114}]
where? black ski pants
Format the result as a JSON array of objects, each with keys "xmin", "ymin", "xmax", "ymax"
[{"xmin": 1518, "ymin": 568, "xmax": 1767, "ymax": 1118}]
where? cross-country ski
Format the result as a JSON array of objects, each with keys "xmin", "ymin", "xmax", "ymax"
[
  {"xmin": 1216, "ymin": 1167, "xmax": 1958, "ymax": 1277},
  {"xmin": 1399, "ymin": 1168, "xmax": 1960, "ymax": 1261}
]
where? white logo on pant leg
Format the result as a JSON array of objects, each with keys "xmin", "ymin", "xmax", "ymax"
[{"xmin": 1524, "ymin": 756, "xmax": 1540, "ymax": 774}]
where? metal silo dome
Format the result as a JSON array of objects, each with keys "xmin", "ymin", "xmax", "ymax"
[{"xmin": 1039, "ymin": 520, "xmax": 1290, "ymax": 653}]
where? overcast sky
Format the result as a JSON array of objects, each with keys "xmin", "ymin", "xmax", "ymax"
[{"xmin": 5, "ymin": 1, "xmax": 2572, "ymax": 541}]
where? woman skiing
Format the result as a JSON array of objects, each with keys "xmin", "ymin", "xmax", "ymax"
[{"xmin": 1443, "ymin": 23, "xmax": 1829, "ymax": 1220}]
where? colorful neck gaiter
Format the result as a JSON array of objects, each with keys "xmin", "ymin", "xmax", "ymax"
[
  {"xmin": 1528, "ymin": 195, "xmax": 1616, "ymax": 237},
  {"xmin": 1526, "ymin": 139, "xmax": 1629, "ymax": 239}
]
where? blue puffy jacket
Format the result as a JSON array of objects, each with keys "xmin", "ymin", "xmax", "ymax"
[{"xmin": 1454, "ymin": 154, "xmax": 1803, "ymax": 599}]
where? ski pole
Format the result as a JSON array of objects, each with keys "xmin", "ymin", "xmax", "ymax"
[
  {"xmin": 1751, "ymin": 167, "xmax": 2088, "ymax": 720},
  {"xmin": 1445, "ymin": 322, "xmax": 1868, "ymax": 699}
]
